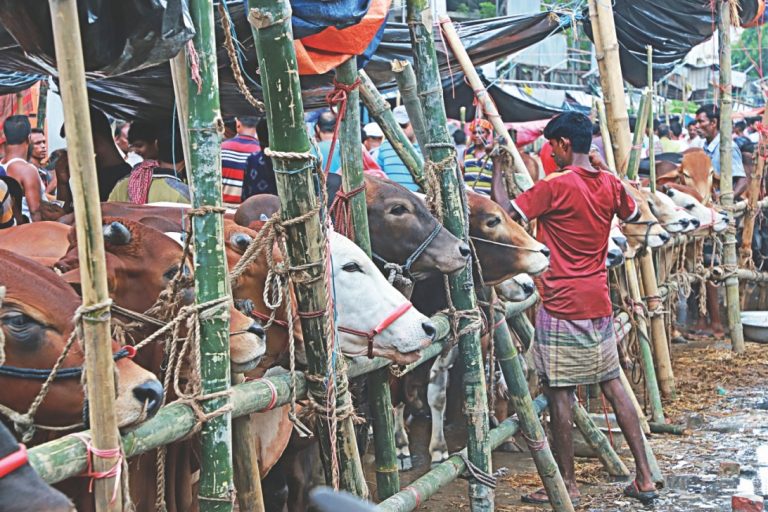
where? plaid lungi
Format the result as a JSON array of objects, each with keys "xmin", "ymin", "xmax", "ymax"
[{"xmin": 533, "ymin": 306, "xmax": 620, "ymax": 388}]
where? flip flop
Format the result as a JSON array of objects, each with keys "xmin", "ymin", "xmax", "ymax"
[
  {"xmin": 623, "ymin": 480, "xmax": 659, "ymax": 504},
  {"xmin": 521, "ymin": 489, "xmax": 581, "ymax": 506}
]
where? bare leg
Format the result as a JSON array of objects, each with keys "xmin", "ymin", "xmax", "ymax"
[
  {"xmin": 600, "ymin": 377, "xmax": 655, "ymax": 491},
  {"xmin": 545, "ymin": 383, "xmax": 579, "ymax": 497}
]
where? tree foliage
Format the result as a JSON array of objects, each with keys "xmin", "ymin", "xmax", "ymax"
[{"xmin": 734, "ymin": 25, "xmax": 768, "ymax": 77}]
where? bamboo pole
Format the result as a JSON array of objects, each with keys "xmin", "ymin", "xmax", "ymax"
[
  {"xmin": 480, "ymin": 289, "xmax": 574, "ymax": 511},
  {"xmin": 647, "ymin": 46, "xmax": 656, "ymax": 194},
  {"xmin": 358, "ymin": 70, "xmax": 426, "ymax": 190},
  {"xmin": 438, "ymin": 15, "xmax": 532, "ymax": 197},
  {"xmin": 639, "ymin": 252, "xmax": 676, "ymax": 398},
  {"xmin": 588, "ymin": 0, "xmax": 632, "ymax": 175},
  {"xmin": 406, "ymin": 3, "xmax": 492, "ymax": 509},
  {"xmin": 718, "ymin": 0, "xmax": 746, "ymax": 354},
  {"xmin": 336, "ymin": 57, "xmax": 401, "ymax": 500},
  {"xmin": 169, "ymin": 53, "xmax": 193, "ymax": 172},
  {"xmin": 624, "ymin": 258, "xmax": 665, "ymax": 423},
  {"xmin": 595, "ymin": 97, "xmax": 617, "ymax": 171},
  {"xmin": 392, "ymin": 60, "xmax": 429, "ymax": 151},
  {"xmin": 739, "ymin": 92, "xmax": 768, "ymax": 268},
  {"xmin": 36, "ymin": 79, "xmax": 48, "ymax": 129},
  {"xmin": 377, "ymin": 396, "xmax": 549, "ymax": 512},
  {"xmin": 570, "ymin": 401, "xmax": 630, "ymax": 478},
  {"xmin": 248, "ymin": 0, "xmax": 367, "ymax": 496},
  {"xmin": 625, "ymin": 90, "xmax": 652, "ymax": 180},
  {"xmin": 231, "ymin": 375, "xmax": 265, "ymax": 512},
  {"xmin": 48, "ymin": 2, "xmax": 122, "ymax": 510},
  {"xmin": 184, "ymin": 1, "xmax": 234, "ymax": 509}
]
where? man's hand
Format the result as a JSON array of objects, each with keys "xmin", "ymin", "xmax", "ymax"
[{"xmin": 589, "ymin": 147, "xmax": 610, "ymax": 172}]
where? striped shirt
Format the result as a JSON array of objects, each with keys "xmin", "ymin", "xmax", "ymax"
[
  {"xmin": 221, "ymin": 135, "xmax": 260, "ymax": 204},
  {"xmin": 462, "ymin": 146, "xmax": 493, "ymax": 195},
  {"xmin": 376, "ymin": 141, "xmax": 421, "ymax": 192}
]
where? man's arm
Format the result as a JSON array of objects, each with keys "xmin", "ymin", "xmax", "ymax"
[{"xmin": 734, "ymin": 176, "xmax": 748, "ymax": 200}]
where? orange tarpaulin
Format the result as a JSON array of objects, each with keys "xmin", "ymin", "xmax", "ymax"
[{"xmin": 294, "ymin": 0, "xmax": 390, "ymax": 75}]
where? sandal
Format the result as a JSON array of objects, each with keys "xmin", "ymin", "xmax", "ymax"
[
  {"xmin": 623, "ymin": 480, "xmax": 659, "ymax": 504},
  {"xmin": 521, "ymin": 488, "xmax": 581, "ymax": 506}
]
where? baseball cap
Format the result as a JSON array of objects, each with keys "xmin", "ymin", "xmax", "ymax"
[
  {"xmin": 363, "ymin": 122, "xmax": 384, "ymax": 138},
  {"xmin": 393, "ymin": 105, "xmax": 410, "ymax": 125}
]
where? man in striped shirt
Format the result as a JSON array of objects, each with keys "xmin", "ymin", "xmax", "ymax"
[{"xmin": 221, "ymin": 116, "xmax": 260, "ymax": 204}]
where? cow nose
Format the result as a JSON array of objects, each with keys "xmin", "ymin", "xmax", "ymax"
[
  {"xmin": 612, "ymin": 236, "xmax": 628, "ymax": 252},
  {"xmin": 248, "ymin": 322, "xmax": 266, "ymax": 338},
  {"xmin": 659, "ymin": 232, "xmax": 670, "ymax": 242},
  {"xmin": 690, "ymin": 218, "xmax": 700, "ymax": 228},
  {"xmin": 540, "ymin": 246, "xmax": 551, "ymax": 258},
  {"xmin": 680, "ymin": 218, "xmax": 689, "ymax": 228},
  {"xmin": 608, "ymin": 248, "xmax": 623, "ymax": 260},
  {"xmin": 522, "ymin": 281, "xmax": 535, "ymax": 294},
  {"xmin": 133, "ymin": 380, "xmax": 164, "ymax": 417},
  {"xmin": 422, "ymin": 321, "xmax": 436, "ymax": 340},
  {"xmin": 458, "ymin": 243, "xmax": 471, "ymax": 258}
]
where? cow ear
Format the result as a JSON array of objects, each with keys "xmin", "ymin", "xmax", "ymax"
[{"xmin": 59, "ymin": 269, "xmax": 83, "ymax": 295}]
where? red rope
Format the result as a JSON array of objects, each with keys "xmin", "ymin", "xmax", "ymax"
[
  {"xmin": 74, "ymin": 434, "xmax": 123, "ymax": 504},
  {"xmin": 324, "ymin": 77, "xmax": 362, "ymax": 176},
  {"xmin": 329, "ymin": 182, "xmax": 366, "ymax": 239}
]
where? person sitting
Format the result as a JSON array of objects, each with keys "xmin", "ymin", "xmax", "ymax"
[
  {"xmin": 2, "ymin": 115, "xmax": 44, "ymax": 222},
  {"xmin": 462, "ymin": 118, "xmax": 494, "ymax": 195},
  {"xmin": 108, "ymin": 128, "xmax": 189, "ymax": 204}
]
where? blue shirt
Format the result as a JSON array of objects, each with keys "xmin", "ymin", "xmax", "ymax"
[
  {"xmin": 704, "ymin": 134, "xmax": 746, "ymax": 180},
  {"xmin": 318, "ymin": 140, "xmax": 342, "ymax": 174},
  {"xmin": 376, "ymin": 141, "xmax": 421, "ymax": 192},
  {"xmin": 242, "ymin": 151, "xmax": 277, "ymax": 200}
]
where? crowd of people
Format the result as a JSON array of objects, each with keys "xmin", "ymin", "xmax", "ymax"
[{"xmin": 0, "ymin": 100, "xmax": 759, "ymax": 228}]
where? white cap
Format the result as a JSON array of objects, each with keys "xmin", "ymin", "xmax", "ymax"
[
  {"xmin": 363, "ymin": 122, "xmax": 384, "ymax": 138},
  {"xmin": 393, "ymin": 105, "xmax": 410, "ymax": 125}
]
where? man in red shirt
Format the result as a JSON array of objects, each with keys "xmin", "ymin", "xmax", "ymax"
[{"xmin": 491, "ymin": 112, "xmax": 658, "ymax": 505}]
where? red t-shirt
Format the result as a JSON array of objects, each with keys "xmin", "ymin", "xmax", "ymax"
[{"xmin": 512, "ymin": 166, "xmax": 637, "ymax": 320}]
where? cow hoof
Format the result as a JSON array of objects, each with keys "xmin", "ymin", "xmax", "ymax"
[
  {"xmin": 397, "ymin": 454, "xmax": 413, "ymax": 471},
  {"xmin": 430, "ymin": 450, "xmax": 449, "ymax": 466}
]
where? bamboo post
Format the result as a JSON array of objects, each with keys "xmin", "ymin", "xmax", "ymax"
[
  {"xmin": 169, "ymin": 53, "xmax": 193, "ymax": 172},
  {"xmin": 718, "ymin": 0, "xmax": 746, "ymax": 354},
  {"xmin": 647, "ymin": 46, "xmax": 656, "ymax": 194},
  {"xmin": 639, "ymin": 252, "xmax": 676, "ymax": 398},
  {"xmin": 231, "ymin": 375, "xmax": 265, "ymax": 512},
  {"xmin": 392, "ymin": 60, "xmax": 429, "ymax": 151},
  {"xmin": 619, "ymin": 368, "xmax": 650, "ymax": 434},
  {"xmin": 739, "ymin": 92, "xmax": 768, "ymax": 268},
  {"xmin": 248, "ymin": 0, "xmax": 368, "ymax": 497},
  {"xmin": 624, "ymin": 258, "xmax": 665, "ymax": 423},
  {"xmin": 48, "ymin": 1, "xmax": 122, "ymax": 509},
  {"xmin": 570, "ymin": 401, "xmax": 629, "ymax": 478},
  {"xmin": 337, "ymin": 57, "xmax": 401, "ymax": 500},
  {"xmin": 625, "ymin": 90, "xmax": 653, "ymax": 180},
  {"xmin": 36, "ymin": 79, "xmax": 48, "ymax": 129},
  {"xmin": 407, "ymin": 3, "xmax": 493, "ymax": 509},
  {"xmin": 184, "ymin": 1, "xmax": 235, "ymax": 509},
  {"xmin": 588, "ymin": 0, "xmax": 632, "ymax": 175},
  {"xmin": 438, "ymin": 15, "xmax": 532, "ymax": 197},
  {"xmin": 358, "ymin": 70, "xmax": 426, "ymax": 190},
  {"xmin": 479, "ymin": 289, "xmax": 574, "ymax": 511},
  {"xmin": 595, "ymin": 97, "xmax": 617, "ymax": 171}
]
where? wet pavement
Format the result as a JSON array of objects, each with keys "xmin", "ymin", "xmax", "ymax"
[{"xmin": 364, "ymin": 342, "xmax": 768, "ymax": 511}]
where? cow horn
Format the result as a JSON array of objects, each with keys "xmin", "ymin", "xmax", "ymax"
[
  {"xmin": 103, "ymin": 221, "xmax": 131, "ymax": 245},
  {"xmin": 230, "ymin": 233, "xmax": 253, "ymax": 251}
]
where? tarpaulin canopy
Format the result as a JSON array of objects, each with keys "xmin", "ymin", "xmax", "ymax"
[
  {"xmin": 582, "ymin": 0, "xmax": 762, "ymax": 87},
  {"xmin": 0, "ymin": 2, "xmax": 568, "ymax": 122}
]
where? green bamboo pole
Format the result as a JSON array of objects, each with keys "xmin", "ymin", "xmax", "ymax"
[
  {"xmin": 247, "ymin": 0, "xmax": 367, "ymax": 496},
  {"xmin": 718, "ymin": 0, "xmax": 746, "ymax": 354},
  {"xmin": 639, "ymin": 252, "xmax": 676, "ymax": 398},
  {"xmin": 479, "ymin": 289, "xmax": 574, "ymax": 512},
  {"xmin": 377, "ymin": 395, "xmax": 549, "ymax": 512},
  {"xmin": 595, "ymin": 97, "xmax": 616, "ymax": 171},
  {"xmin": 647, "ymin": 45, "xmax": 656, "ymax": 194},
  {"xmin": 358, "ymin": 70, "xmax": 426, "ymax": 190},
  {"xmin": 571, "ymin": 400, "xmax": 630, "ymax": 478},
  {"xmin": 625, "ymin": 90, "xmax": 652, "ymax": 181},
  {"xmin": 392, "ymin": 60, "xmax": 429, "ymax": 150},
  {"xmin": 406, "ymin": 2, "xmax": 492, "ymax": 509},
  {"xmin": 336, "ymin": 57, "xmax": 400, "ymax": 500},
  {"xmin": 231, "ymin": 374, "xmax": 265, "ymax": 512},
  {"xmin": 184, "ymin": 1, "xmax": 234, "ymax": 509},
  {"xmin": 36, "ymin": 79, "xmax": 48, "ymax": 129},
  {"xmin": 48, "ymin": 1, "xmax": 122, "ymax": 509}
]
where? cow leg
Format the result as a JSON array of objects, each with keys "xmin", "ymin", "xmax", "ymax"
[
  {"xmin": 428, "ymin": 347, "xmax": 458, "ymax": 465},
  {"xmin": 393, "ymin": 403, "xmax": 413, "ymax": 471},
  {"xmin": 262, "ymin": 457, "xmax": 289, "ymax": 512}
]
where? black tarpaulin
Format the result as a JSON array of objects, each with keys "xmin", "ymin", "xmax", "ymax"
[{"xmin": 582, "ymin": 0, "xmax": 761, "ymax": 87}]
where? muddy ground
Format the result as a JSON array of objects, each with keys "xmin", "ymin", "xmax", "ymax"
[{"xmin": 363, "ymin": 340, "xmax": 768, "ymax": 510}]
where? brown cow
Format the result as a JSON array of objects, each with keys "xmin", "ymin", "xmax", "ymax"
[
  {"xmin": 0, "ymin": 221, "xmax": 70, "ymax": 266},
  {"xmin": 655, "ymin": 148, "xmax": 716, "ymax": 205}
]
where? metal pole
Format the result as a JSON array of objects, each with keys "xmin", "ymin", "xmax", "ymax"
[
  {"xmin": 718, "ymin": 0, "xmax": 746, "ymax": 353},
  {"xmin": 48, "ymin": 1, "xmax": 122, "ymax": 509}
]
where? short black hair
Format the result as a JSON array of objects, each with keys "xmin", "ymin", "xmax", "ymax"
[
  {"xmin": 237, "ymin": 116, "xmax": 259, "ymax": 129},
  {"xmin": 88, "ymin": 107, "xmax": 112, "ymax": 139},
  {"xmin": 4, "ymin": 115, "xmax": 30, "ymax": 145},
  {"xmin": 687, "ymin": 120, "xmax": 696, "ymax": 128},
  {"xmin": 453, "ymin": 129, "xmax": 466, "ymax": 146},
  {"xmin": 316, "ymin": 111, "xmax": 336, "ymax": 133},
  {"xmin": 670, "ymin": 121, "xmax": 683, "ymax": 138},
  {"xmin": 543, "ymin": 112, "xmax": 592, "ymax": 153},
  {"xmin": 653, "ymin": 118, "xmax": 660, "ymax": 132},
  {"xmin": 30, "ymin": 128, "xmax": 44, "ymax": 136},
  {"xmin": 658, "ymin": 123, "xmax": 670, "ymax": 138},
  {"xmin": 157, "ymin": 127, "xmax": 184, "ymax": 164},
  {"xmin": 735, "ymin": 120, "xmax": 747, "ymax": 132},
  {"xmin": 256, "ymin": 118, "xmax": 269, "ymax": 148},
  {"xmin": 128, "ymin": 120, "xmax": 158, "ymax": 144},
  {"xmin": 696, "ymin": 104, "xmax": 719, "ymax": 128}
]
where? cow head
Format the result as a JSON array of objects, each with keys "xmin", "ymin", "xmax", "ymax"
[
  {"xmin": 662, "ymin": 184, "xmax": 728, "ymax": 233},
  {"xmin": 465, "ymin": 191, "xmax": 550, "ymax": 284},
  {"xmin": 0, "ymin": 250, "xmax": 163, "ymax": 431},
  {"xmin": 677, "ymin": 149, "xmax": 715, "ymax": 205},
  {"xmin": 622, "ymin": 185, "xmax": 670, "ymax": 256},
  {"xmin": 607, "ymin": 217, "xmax": 627, "ymax": 268},
  {"xmin": 495, "ymin": 273, "xmax": 536, "ymax": 302},
  {"xmin": 641, "ymin": 188, "xmax": 699, "ymax": 234}
]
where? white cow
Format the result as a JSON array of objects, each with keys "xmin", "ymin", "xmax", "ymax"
[
  {"xmin": 663, "ymin": 187, "xmax": 728, "ymax": 233},
  {"xmin": 642, "ymin": 187, "xmax": 699, "ymax": 234}
]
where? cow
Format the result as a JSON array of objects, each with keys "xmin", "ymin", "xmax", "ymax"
[
  {"xmin": 621, "ymin": 184, "xmax": 671, "ymax": 257},
  {"xmin": 0, "ymin": 221, "xmax": 71, "ymax": 266},
  {"xmin": 640, "ymin": 187, "xmax": 699, "ymax": 234},
  {"xmin": 654, "ymin": 148, "xmax": 716, "ymax": 205},
  {"xmin": 661, "ymin": 184, "xmax": 728, "ymax": 234}
]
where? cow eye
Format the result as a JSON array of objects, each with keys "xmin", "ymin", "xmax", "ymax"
[
  {"xmin": 163, "ymin": 265, "xmax": 180, "ymax": 280},
  {"xmin": 486, "ymin": 217, "xmax": 501, "ymax": 228},
  {"xmin": 2, "ymin": 312, "xmax": 43, "ymax": 342},
  {"xmin": 389, "ymin": 204, "xmax": 408, "ymax": 216},
  {"xmin": 342, "ymin": 262, "xmax": 363, "ymax": 273},
  {"xmin": 3, "ymin": 312, "xmax": 31, "ymax": 328}
]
